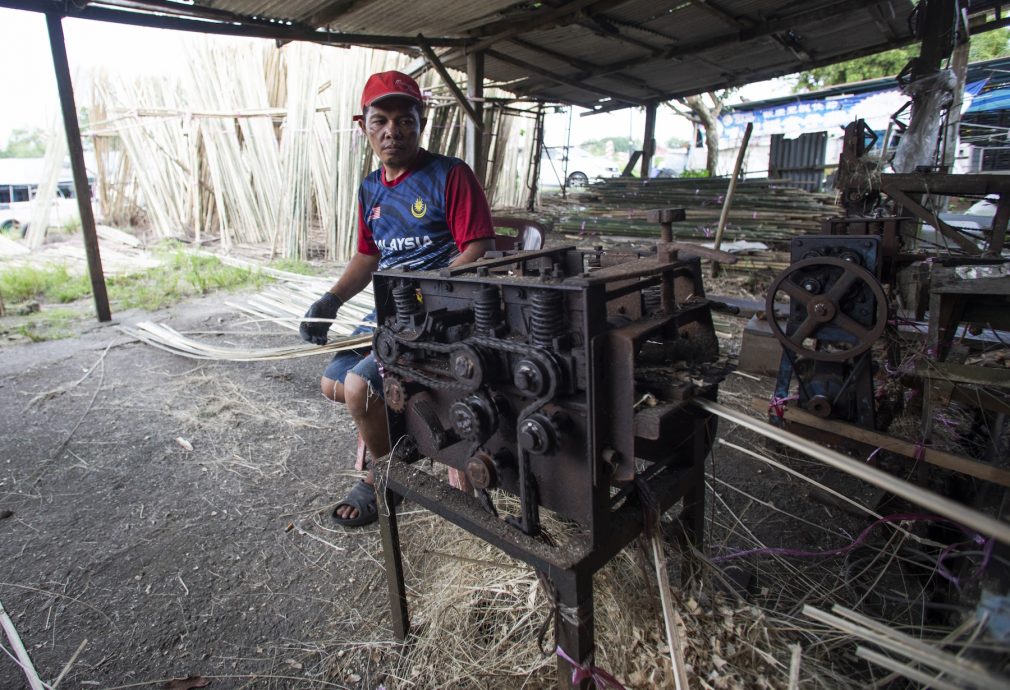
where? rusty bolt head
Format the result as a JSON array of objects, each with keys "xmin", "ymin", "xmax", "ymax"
[
  {"xmin": 519, "ymin": 420, "xmax": 544, "ymax": 452},
  {"xmin": 466, "ymin": 454, "xmax": 497, "ymax": 489},
  {"xmin": 452, "ymin": 352, "xmax": 476, "ymax": 380},
  {"xmin": 513, "ymin": 361, "xmax": 544, "ymax": 394},
  {"xmin": 383, "ymin": 377, "xmax": 408, "ymax": 412},
  {"xmin": 450, "ymin": 400, "xmax": 479, "ymax": 437},
  {"xmin": 801, "ymin": 277, "xmax": 821, "ymax": 293}
]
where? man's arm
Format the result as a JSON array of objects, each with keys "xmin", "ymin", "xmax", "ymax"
[
  {"xmin": 327, "ymin": 251, "xmax": 381, "ymax": 301},
  {"xmin": 449, "ymin": 238, "xmax": 495, "ymax": 267},
  {"xmin": 300, "ymin": 251, "xmax": 380, "ymax": 345}
]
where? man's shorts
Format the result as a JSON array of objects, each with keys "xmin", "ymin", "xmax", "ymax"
[{"xmin": 321, "ymin": 311, "xmax": 384, "ymax": 398}]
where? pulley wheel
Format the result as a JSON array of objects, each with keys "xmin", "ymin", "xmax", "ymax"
[{"xmin": 766, "ymin": 256, "xmax": 887, "ymax": 362}]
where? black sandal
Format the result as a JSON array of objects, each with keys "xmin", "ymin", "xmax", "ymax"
[{"xmin": 332, "ymin": 480, "xmax": 379, "ymax": 527}]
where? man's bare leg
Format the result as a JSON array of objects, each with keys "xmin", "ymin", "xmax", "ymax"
[
  {"xmin": 321, "ymin": 376, "xmax": 345, "ymax": 403},
  {"xmin": 335, "ymin": 371, "xmax": 389, "ymax": 521}
]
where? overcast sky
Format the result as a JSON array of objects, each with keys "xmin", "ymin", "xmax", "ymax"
[
  {"xmin": 0, "ymin": 9, "xmax": 188, "ymax": 142},
  {"xmin": 0, "ymin": 7, "xmax": 789, "ymax": 151}
]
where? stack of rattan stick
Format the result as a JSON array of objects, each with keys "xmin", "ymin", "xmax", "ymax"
[
  {"xmin": 80, "ymin": 37, "xmax": 534, "ymax": 262},
  {"xmin": 120, "ymin": 265, "xmax": 376, "ymax": 362}
]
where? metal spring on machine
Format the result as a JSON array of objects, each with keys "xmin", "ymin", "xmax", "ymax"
[
  {"xmin": 393, "ymin": 280, "xmax": 421, "ymax": 328},
  {"xmin": 473, "ymin": 285, "xmax": 501, "ymax": 336},
  {"xmin": 529, "ymin": 288, "xmax": 564, "ymax": 348}
]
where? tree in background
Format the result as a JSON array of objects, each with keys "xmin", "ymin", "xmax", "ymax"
[
  {"xmin": 674, "ymin": 92, "xmax": 725, "ymax": 176},
  {"xmin": 795, "ymin": 27, "xmax": 1010, "ymax": 91},
  {"xmin": 0, "ymin": 128, "xmax": 48, "ymax": 158}
]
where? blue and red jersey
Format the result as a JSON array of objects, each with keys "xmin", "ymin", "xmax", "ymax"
[{"xmin": 357, "ymin": 149, "xmax": 494, "ymax": 271}]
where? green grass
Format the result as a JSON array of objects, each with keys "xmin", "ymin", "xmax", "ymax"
[
  {"xmin": 0, "ymin": 245, "xmax": 272, "ymax": 316},
  {"xmin": 58, "ymin": 217, "xmax": 82, "ymax": 234},
  {"xmin": 13, "ymin": 307, "xmax": 78, "ymax": 342},
  {"xmin": 0, "ymin": 264, "xmax": 91, "ymax": 304},
  {"xmin": 269, "ymin": 257, "xmax": 321, "ymax": 275}
]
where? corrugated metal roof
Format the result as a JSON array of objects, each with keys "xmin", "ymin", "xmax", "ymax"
[{"xmin": 17, "ymin": 0, "xmax": 1009, "ymax": 109}]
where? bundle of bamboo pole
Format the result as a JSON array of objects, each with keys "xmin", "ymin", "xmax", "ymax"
[
  {"xmin": 83, "ymin": 37, "xmax": 534, "ymax": 262},
  {"xmin": 551, "ymin": 176, "xmax": 838, "ymax": 249}
]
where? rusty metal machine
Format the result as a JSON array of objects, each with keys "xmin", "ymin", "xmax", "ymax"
[
  {"xmin": 770, "ymin": 117, "xmax": 1010, "ymax": 447},
  {"xmin": 371, "ymin": 240, "xmax": 724, "ymax": 688},
  {"xmin": 767, "ymin": 234, "xmax": 889, "ymax": 428}
]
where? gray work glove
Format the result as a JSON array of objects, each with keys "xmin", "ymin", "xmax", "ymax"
[{"xmin": 299, "ymin": 292, "xmax": 343, "ymax": 345}]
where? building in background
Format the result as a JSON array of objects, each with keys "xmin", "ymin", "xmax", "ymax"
[{"xmin": 718, "ymin": 56, "xmax": 1010, "ymax": 191}]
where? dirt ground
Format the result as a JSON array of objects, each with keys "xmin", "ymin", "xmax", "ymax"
[
  {"xmin": 1, "ymin": 278, "xmax": 1004, "ymax": 690},
  {"xmin": 0, "ymin": 293, "xmax": 396, "ymax": 689}
]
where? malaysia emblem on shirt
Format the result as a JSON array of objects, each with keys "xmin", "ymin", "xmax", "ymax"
[
  {"xmin": 369, "ymin": 205, "xmax": 381, "ymax": 221},
  {"xmin": 410, "ymin": 196, "xmax": 427, "ymax": 219}
]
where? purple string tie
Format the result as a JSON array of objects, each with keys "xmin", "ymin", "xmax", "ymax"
[
  {"xmin": 712, "ymin": 512, "xmax": 994, "ymax": 587},
  {"xmin": 556, "ymin": 646, "xmax": 626, "ymax": 690}
]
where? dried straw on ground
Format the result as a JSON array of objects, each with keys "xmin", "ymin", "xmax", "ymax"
[{"xmin": 358, "ymin": 488, "xmax": 857, "ymax": 690}]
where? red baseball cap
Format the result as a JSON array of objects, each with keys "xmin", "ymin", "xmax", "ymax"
[{"xmin": 359, "ymin": 71, "xmax": 423, "ymax": 112}]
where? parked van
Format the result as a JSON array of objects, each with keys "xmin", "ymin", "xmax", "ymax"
[
  {"xmin": 0, "ymin": 158, "xmax": 90, "ymax": 236},
  {"xmin": 541, "ymin": 146, "xmax": 621, "ymax": 188}
]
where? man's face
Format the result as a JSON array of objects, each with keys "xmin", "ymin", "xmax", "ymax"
[{"xmin": 360, "ymin": 97, "xmax": 425, "ymax": 172}]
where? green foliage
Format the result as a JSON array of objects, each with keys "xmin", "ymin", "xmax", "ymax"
[
  {"xmin": 666, "ymin": 137, "xmax": 690, "ymax": 149},
  {"xmin": 795, "ymin": 46, "xmax": 918, "ymax": 91},
  {"xmin": 679, "ymin": 168, "xmax": 710, "ymax": 178},
  {"xmin": 0, "ymin": 128, "xmax": 48, "ymax": 158},
  {"xmin": 969, "ymin": 27, "xmax": 1010, "ymax": 62},
  {"xmin": 796, "ymin": 29, "xmax": 1010, "ymax": 91},
  {"xmin": 580, "ymin": 136, "xmax": 638, "ymax": 156}
]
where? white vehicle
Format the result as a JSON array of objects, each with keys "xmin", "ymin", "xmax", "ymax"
[
  {"xmin": 541, "ymin": 146, "xmax": 621, "ymax": 188},
  {"xmin": 0, "ymin": 159, "xmax": 88, "ymax": 236}
]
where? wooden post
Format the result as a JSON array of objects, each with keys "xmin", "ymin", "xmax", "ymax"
[
  {"xmin": 466, "ymin": 51, "xmax": 486, "ymax": 185},
  {"xmin": 640, "ymin": 102, "xmax": 657, "ymax": 178},
  {"xmin": 527, "ymin": 103, "xmax": 545, "ymax": 212},
  {"xmin": 942, "ymin": 37, "xmax": 970, "ymax": 173},
  {"xmin": 711, "ymin": 121, "xmax": 752, "ymax": 276},
  {"xmin": 46, "ymin": 12, "xmax": 111, "ymax": 322}
]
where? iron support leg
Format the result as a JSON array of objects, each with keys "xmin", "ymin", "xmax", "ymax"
[
  {"xmin": 678, "ymin": 418, "xmax": 708, "ymax": 584},
  {"xmin": 377, "ymin": 486, "xmax": 409, "ymax": 640},
  {"xmin": 554, "ymin": 569, "xmax": 595, "ymax": 690}
]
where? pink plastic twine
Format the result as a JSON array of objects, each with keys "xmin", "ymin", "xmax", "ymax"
[
  {"xmin": 556, "ymin": 647, "xmax": 626, "ymax": 690},
  {"xmin": 712, "ymin": 512, "xmax": 993, "ymax": 588},
  {"xmin": 768, "ymin": 394, "xmax": 798, "ymax": 418}
]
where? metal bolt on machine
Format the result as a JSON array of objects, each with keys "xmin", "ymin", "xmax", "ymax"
[{"xmin": 370, "ymin": 231, "xmax": 728, "ymax": 688}]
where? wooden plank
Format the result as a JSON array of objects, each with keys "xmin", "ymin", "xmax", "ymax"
[
  {"xmin": 918, "ymin": 361, "xmax": 1010, "ymax": 389},
  {"xmin": 769, "ymin": 402, "xmax": 1010, "ymax": 488}
]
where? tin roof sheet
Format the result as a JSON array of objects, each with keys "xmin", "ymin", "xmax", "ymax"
[{"xmin": 21, "ymin": 0, "xmax": 1008, "ymax": 109}]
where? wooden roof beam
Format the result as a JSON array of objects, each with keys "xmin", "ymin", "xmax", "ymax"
[
  {"xmin": 303, "ymin": 0, "xmax": 386, "ymax": 28},
  {"xmin": 417, "ymin": 35, "xmax": 485, "ymax": 131},
  {"xmin": 470, "ymin": 0, "xmax": 635, "ymax": 51},
  {"xmin": 484, "ymin": 49, "xmax": 647, "ymax": 106},
  {"xmin": 542, "ymin": 0, "xmax": 900, "ymax": 86},
  {"xmin": 685, "ymin": 0, "xmax": 750, "ymax": 29},
  {"xmin": 0, "ymin": 0, "xmax": 467, "ymax": 46},
  {"xmin": 507, "ymin": 37, "xmax": 665, "ymax": 97}
]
